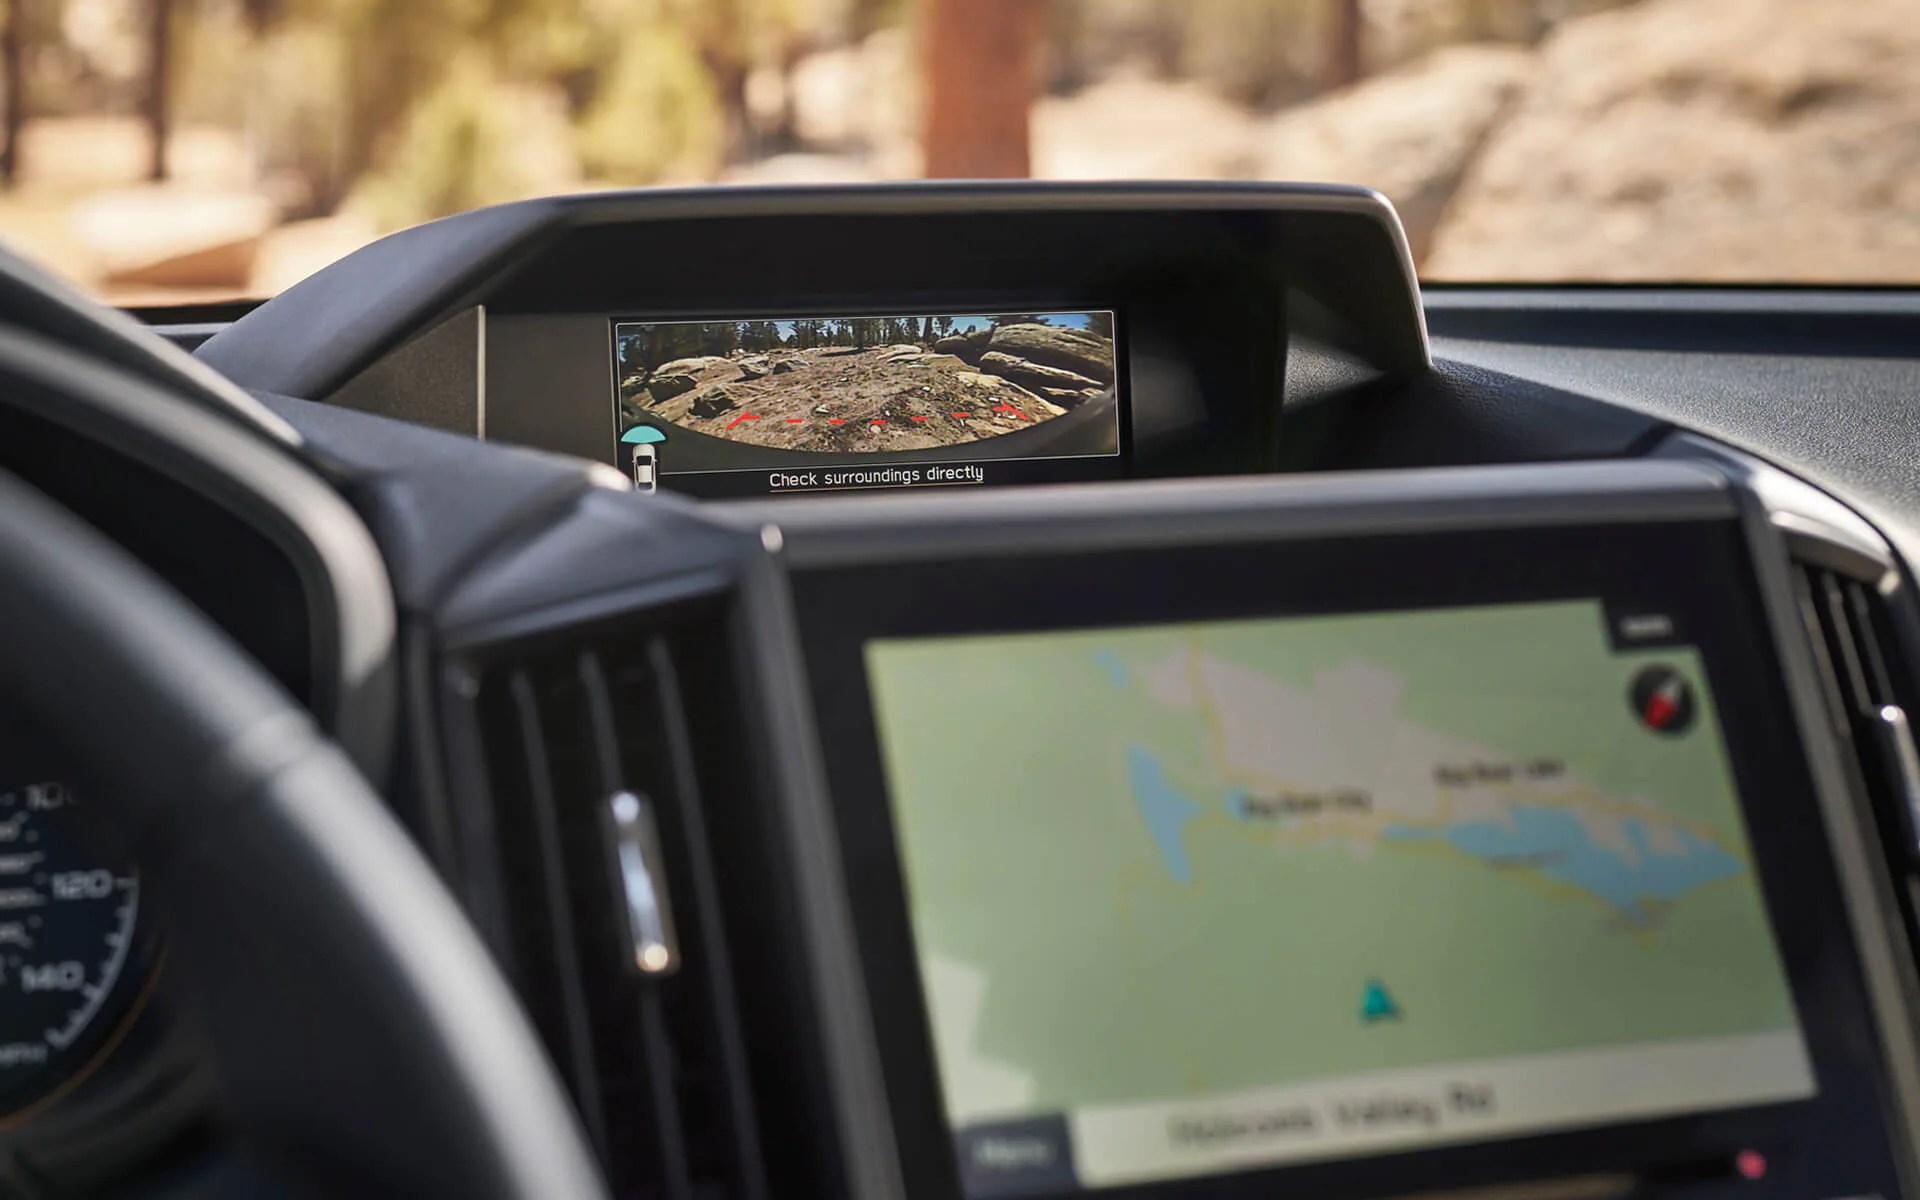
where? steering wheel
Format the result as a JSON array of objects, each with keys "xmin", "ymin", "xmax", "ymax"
[{"xmin": 0, "ymin": 465, "xmax": 609, "ymax": 1198}]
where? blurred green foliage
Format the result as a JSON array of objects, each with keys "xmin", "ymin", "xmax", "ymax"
[
  {"xmin": 571, "ymin": 8, "xmax": 723, "ymax": 185},
  {"xmin": 351, "ymin": 61, "xmax": 558, "ymax": 229},
  {"xmin": 226, "ymin": 0, "xmax": 819, "ymax": 225}
]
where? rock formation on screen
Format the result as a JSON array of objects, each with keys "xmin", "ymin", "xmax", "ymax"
[
  {"xmin": 933, "ymin": 322, "xmax": 1115, "ymax": 406},
  {"xmin": 617, "ymin": 318, "xmax": 1119, "ymax": 455}
]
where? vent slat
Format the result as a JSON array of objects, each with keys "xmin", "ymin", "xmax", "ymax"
[
  {"xmin": 580, "ymin": 651, "xmax": 627, "ymax": 795},
  {"xmin": 508, "ymin": 669, "xmax": 610, "ymax": 1159},
  {"xmin": 1795, "ymin": 560, "xmax": 1920, "ymax": 864},
  {"xmin": 460, "ymin": 615, "xmax": 766, "ymax": 1199},
  {"xmin": 1794, "ymin": 567, "xmax": 1857, "ymax": 743},
  {"xmin": 1818, "ymin": 571, "xmax": 1878, "ymax": 715},
  {"xmin": 645, "ymin": 638, "xmax": 770, "ymax": 1200},
  {"xmin": 638, "ymin": 987, "xmax": 696, "ymax": 1200},
  {"xmin": 1847, "ymin": 582, "xmax": 1901, "ymax": 711}
]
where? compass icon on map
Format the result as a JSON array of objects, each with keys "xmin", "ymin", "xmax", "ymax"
[{"xmin": 1628, "ymin": 665, "xmax": 1696, "ymax": 736}]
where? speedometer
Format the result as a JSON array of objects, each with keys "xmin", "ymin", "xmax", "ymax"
[{"xmin": 0, "ymin": 781, "xmax": 146, "ymax": 1120}]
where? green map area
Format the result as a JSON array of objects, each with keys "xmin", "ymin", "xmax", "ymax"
[{"xmin": 863, "ymin": 600, "xmax": 1804, "ymax": 1127}]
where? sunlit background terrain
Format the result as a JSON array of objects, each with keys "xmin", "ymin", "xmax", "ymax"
[{"xmin": 0, "ymin": 0, "xmax": 1911, "ymax": 304}]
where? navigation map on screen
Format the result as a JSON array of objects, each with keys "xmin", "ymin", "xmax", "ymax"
[{"xmin": 864, "ymin": 600, "xmax": 1813, "ymax": 1196}]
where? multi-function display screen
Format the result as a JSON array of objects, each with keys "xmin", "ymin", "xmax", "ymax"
[
  {"xmin": 614, "ymin": 310, "xmax": 1122, "ymax": 497},
  {"xmin": 863, "ymin": 599, "xmax": 1815, "ymax": 1196}
]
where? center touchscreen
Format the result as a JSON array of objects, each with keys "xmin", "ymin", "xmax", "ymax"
[
  {"xmin": 863, "ymin": 599, "xmax": 1815, "ymax": 1195},
  {"xmin": 615, "ymin": 310, "xmax": 1123, "ymax": 497}
]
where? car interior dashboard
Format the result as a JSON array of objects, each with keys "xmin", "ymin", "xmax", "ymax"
[{"xmin": 4, "ymin": 181, "xmax": 1920, "ymax": 1200}]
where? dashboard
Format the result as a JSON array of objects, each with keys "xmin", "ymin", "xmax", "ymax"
[{"xmin": 6, "ymin": 182, "xmax": 1920, "ymax": 1200}]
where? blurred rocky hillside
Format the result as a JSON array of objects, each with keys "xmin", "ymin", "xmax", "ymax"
[
  {"xmin": 1036, "ymin": 0, "xmax": 1920, "ymax": 281},
  {"xmin": 1425, "ymin": 0, "xmax": 1920, "ymax": 280},
  {"xmin": 739, "ymin": 0, "xmax": 1920, "ymax": 282}
]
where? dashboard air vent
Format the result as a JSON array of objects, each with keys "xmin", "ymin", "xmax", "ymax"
[
  {"xmin": 456, "ymin": 617, "xmax": 768, "ymax": 1200},
  {"xmin": 1792, "ymin": 560, "xmax": 1920, "ymax": 874}
]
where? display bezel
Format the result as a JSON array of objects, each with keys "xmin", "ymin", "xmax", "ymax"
[{"xmin": 785, "ymin": 513, "xmax": 1914, "ymax": 1200}]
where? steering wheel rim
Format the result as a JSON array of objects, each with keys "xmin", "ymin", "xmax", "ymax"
[{"xmin": 0, "ymin": 466, "xmax": 607, "ymax": 1199}]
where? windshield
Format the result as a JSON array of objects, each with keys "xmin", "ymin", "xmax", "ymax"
[{"xmin": 6, "ymin": 0, "xmax": 1906, "ymax": 305}]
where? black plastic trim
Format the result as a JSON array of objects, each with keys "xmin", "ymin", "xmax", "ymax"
[
  {"xmin": 197, "ymin": 183, "xmax": 1427, "ymax": 403},
  {"xmin": 0, "ymin": 244, "xmax": 295, "ymax": 443},
  {"xmin": 0, "ymin": 324, "xmax": 396, "ymax": 778},
  {"xmin": 722, "ymin": 460, "xmax": 1733, "ymax": 568},
  {"xmin": 1424, "ymin": 287, "xmax": 1920, "ymax": 358}
]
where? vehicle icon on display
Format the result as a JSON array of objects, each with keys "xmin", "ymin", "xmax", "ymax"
[{"xmin": 621, "ymin": 424, "xmax": 667, "ymax": 493}]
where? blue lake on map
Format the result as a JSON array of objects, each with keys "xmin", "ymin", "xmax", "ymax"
[
  {"xmin": 1094, "ymin": 650, "xmax": 1129, "ymax": 687},
  {"xmin": 1123, "ymin": 740, "xmax": 1740, "ymax": 911},
  {"xmin": 1381, "ymin": 808, "xmax": 1744, "ymax": 912},
  {"xmin": 1128, "ymin": 746, "xmax": 1200, "ymax": 883}
]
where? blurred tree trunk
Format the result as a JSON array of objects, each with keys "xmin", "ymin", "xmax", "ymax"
[
  {"xmin": 767, "ymin": 36, "xmax": 806, "ymax": 153},
  {"xmin": 709, "ymin": 57, "xmax": 750, "ymax": 163},
  {"xmin": 1044, "ymin": 0, "xmax": 1091, "ymax": 95},
  {"xmin": 241, "ymin": 0, "xmax": 283, "ymax": 32},
  {"xmin": 1324, "ymin": 0, "xmax": 1363, "ymax": 91},
  {"xmin": 848, "ymin": 0, "xmax": 896, "ymax": 42},
  {"xmin": 695, "ymin": 0, "xmax": 752, "ymax": 165},
  {"xmin": 1245, "ymin": 2, "xmax": 1289, "ymax": 109},
  {"xmin": 923, "ymin": 0, "xmax": 1045, "ymax": 179},
  {"xmin": 1146, "ymin": 0, "xmax": 1183, "ymax": 78},
  {"xmin": 2, "ymin": 0, "xmax": 22, "ymax": 187},
  {"xmin": 145, "ymin": 0, "xmax": 173, "ymax": 182}
]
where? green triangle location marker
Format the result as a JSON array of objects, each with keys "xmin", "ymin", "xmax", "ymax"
[{"xmin": 1360, "ymin": 979, "xmax": 1400, "ymax": 1023}]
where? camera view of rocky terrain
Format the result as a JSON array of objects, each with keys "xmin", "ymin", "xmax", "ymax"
[{"xmin": 617, "ymin": 314, "xmax": 1116, "ymax": 454}]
